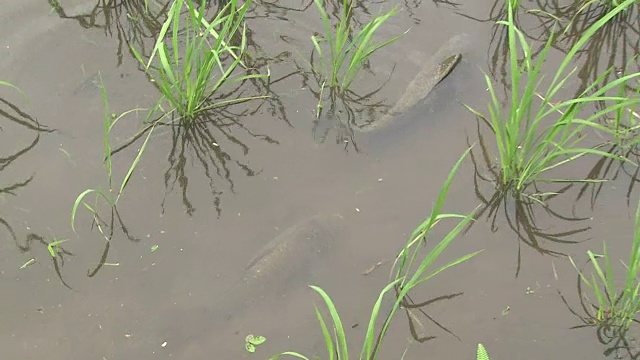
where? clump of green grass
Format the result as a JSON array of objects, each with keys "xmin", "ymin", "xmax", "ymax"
[
  {"xmin": 71, "ymin": 75, "xmax": 153, "ymax": 239},
  {"xmin": 311, "ymin": 0, "xmax": 399, "ymax": 98},
  {"xmin": 271, "ymin": 148, "xmax": 482, "ymax": 360},
  {"xmin": 132, "ymin": 0, "xmax": 267, "ymax": 123},
  {"xmin": 569, "ymin": 195, "xmax": 640, "ymax": 331},
  {"xmin": 465, "ymin": 0, "xmax": 640, "ymax": 202}
]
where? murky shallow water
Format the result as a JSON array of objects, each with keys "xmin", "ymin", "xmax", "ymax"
[{"xmin": 1, "ymin": 0, "xmax": 640, "ymax": 359}]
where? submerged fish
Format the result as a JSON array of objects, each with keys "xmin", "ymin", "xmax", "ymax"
[
  {"xmin": 359, "ymin": 33, "xmax": 469, "ymax": 133},
  {"xmin": 170, "ymin": 213, "xmax": 346, "ymax": 341},
  {"xmin": 223, "ymin": 212, "xmax": 346, "ymax": 311}
]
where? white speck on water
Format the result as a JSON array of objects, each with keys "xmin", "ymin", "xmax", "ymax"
[{"xmin": 161, "ymin": 341, "xmax": 167, "ymax": 348}]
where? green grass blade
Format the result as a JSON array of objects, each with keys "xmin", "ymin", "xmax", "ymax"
[{"xmin": 309, "ymin": 285, "xmax": 348, "ymax": 359}]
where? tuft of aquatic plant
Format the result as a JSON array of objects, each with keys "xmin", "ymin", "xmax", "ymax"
[
  {"xmin": 464, "ymin": 0, "xmax": 640, "ymax": 203},
  {"xmin": 311, "ymin": 0, "xmax": 399, "ymax": 99},
  {"xmin": 569, "ymin": 194, "xmax": 640, "ymax": 332},
  {"xmin": 132, "ymin": 0, "xmax": 268, "ymax": 123}
]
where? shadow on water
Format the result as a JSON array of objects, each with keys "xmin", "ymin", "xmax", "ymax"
[{"xmin": 466, "ymin": 120, "xmax": 590, "ymax": 278}]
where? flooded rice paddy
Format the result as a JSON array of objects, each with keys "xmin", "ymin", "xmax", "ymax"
[{"xmin": 2, "ymin": 0, "xmax": 640, "ymax": 359}]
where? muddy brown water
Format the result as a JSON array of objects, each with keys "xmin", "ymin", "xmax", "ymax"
[{"xmin": 2, "ymin": 0, "xmax": 640, "ymax": 359}]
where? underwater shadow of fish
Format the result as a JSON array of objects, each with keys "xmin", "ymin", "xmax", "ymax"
[{"xmin": 355, "ymin": 33, "xmax": 471, "ymax": 155}]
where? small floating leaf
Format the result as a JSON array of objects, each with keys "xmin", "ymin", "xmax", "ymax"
[
  {"xmin": 244, "ymin": 334, "xmax": 266, "ymax": 353},
  {"xmin": 151, "ymin": 245, "xmax": 159, "ymax": 252}
]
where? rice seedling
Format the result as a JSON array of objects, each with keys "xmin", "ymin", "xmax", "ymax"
[
  {"xmin": 271, "ymin": 148, "xmax": 482, "ymax": 360},
  {"xmin": 464, "ymin": 0, "xmax": 640, "ymax": 204},
  {"xmin": 311, "ymin": 0, "xmax": 399, "ymax": 99},
  {"xmin": 47, "ymin": 239, "xmax": 69, "ymax": 258},
  {"xmin": 477, "ymin": 343, "xmax": 491, "ymax": 360},
  {"xmin": 71, "ymin": 75, "xmax": 153, "ymax": 240},
  {"xmin": 569, "ymin": 195, "xmax": 640, "ymax": 332},
  {"xmin": 132, "ymin": 0, "xmax": 268, "ymax": 123}
]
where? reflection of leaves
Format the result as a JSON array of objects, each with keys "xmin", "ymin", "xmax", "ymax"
[
  {"xmin": 85, "ymin": 205, "xmax": 139, "ymax": 278},
  {"xmin": 534, "ymin": 1, "xmax": 640, "ymax": 96},
  {"xmin": 466, "ymin": 120, "xmax": 589, "ymax": 277},
  {"xmin": 162, "ymin": 103, "xmax": 277, "ymax": 216},
  {"xmin": 1, "ymin": 88, "xmax": 54, "ymax": 190},
  {"xmin": 110, "ymin": 76, "xmax": 282, "ymax": 218},
  {"xmin": 458, "ymin": 0, "xmax": 639, "ymax": 102},
  {"xmin": 1, "ymin": 95, "xmax": 52, "ymax": 272},
  {"xmin": 455, "ymin": 2, "xmax": 550, "ymax": 102},
  {"xmin": 244, "ymin": 0, "xmax": 314, "ymax": 19},
  {"xmin": 234, "ymin": 26, "xmax": 296, "ymax": 128},
  {"xmin": 0, "ymin": 134, "xmax": 40, "ymax": 173},
  {"xmin": 0, "ymin": 97, "xmax": 53, "ymax": 133},
  {"xmin": 1, "ymin": 175, "xmax": 34, "ymax": 197},
  {"xmin": 48, "ymin": 0, "xmax": 168, "ymax": 65},
  {"xmin": 394, "ymin": 288, "xmax": 463, "ymax": 343},
  {"xmin": 575, "ymin": 144, "xmax": 640, "ymax": 210}
]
